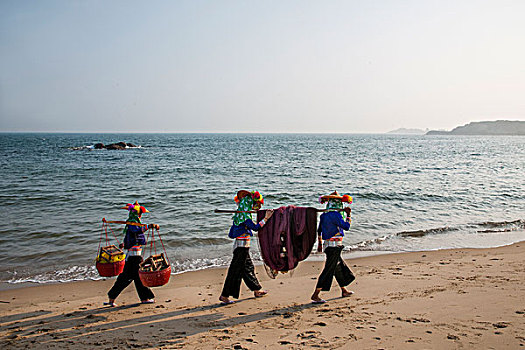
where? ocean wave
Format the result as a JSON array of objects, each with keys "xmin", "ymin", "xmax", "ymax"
[
  {"xmin": 346, "ymin": 219, "xmax": 525, "ymax": 251},
  {"xmin": 346, "ymin": 235, "xmax": 393, "ymax": 251},
  {"xmin": 476, "ymin": 219, "xmax": 525, "ymax": 233},
  {"xmin": 68, "ymin": 145, "xmax": 94, "ymax": 151},
  {"xmin": 396, "ymin": 226, "xmax": 458, "ymax": 238},
  {"xmin": 355, "ymin": 191, "xmax": 454, "ymax": 202},
  {"xmin": 2, "ymin": 256, "xmax": 234, "ymax": 284},
  {"xmin": 171, "ymin": 257, "xmax": 230, "ymax": 274},
  {"xmin": 164, "ymin": 237, "xmax": 231, "ymax": 248},
  {"xmin": 3, "ymin": 265, "xmax": 103, "ymax": 284}
]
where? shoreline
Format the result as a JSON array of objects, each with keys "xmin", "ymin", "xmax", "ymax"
[
  {"xmin": 0, "ymin": 248, "xmax": 398, "ymax": 292},
  {"xmin": 1, "ymin": 242, "xmax": 524, "ymax": 349},
  {"xmin": 2, "ymin": 238, "xmax": 522, "ymax": 291}
]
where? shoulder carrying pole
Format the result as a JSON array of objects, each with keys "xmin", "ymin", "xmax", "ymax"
[
  {"xmin": 214, "ymin": 209, "xmax": 258, "ymax": 214},
  {"xmin": 213, "ymin": 208, "xmax": 349, "ymax": 214},
  {"xmin": 102, "ymin": 218, "xmax": 149, "ymax": 227}
]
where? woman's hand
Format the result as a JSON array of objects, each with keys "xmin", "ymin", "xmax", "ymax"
[
  {"xmin": 264, "ymin": 209, "xmax": 274, "ymax": 221},
  {"xmin": 344, "ymin": 207, "xmax": 352, "ymax": 217}
]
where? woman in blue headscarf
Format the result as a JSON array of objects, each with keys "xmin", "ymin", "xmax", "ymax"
[
  {"xmin": 219, "ymin": 190, "xmax": 274, "ymax": 305},
  {"xmin": 311, "ymin": 191, "xmax": 355, "ymax": 304}
]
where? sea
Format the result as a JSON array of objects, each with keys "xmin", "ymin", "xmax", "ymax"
[{"xmin": 1, "ymin": 133, "xmax": 524, "ymax": 288}]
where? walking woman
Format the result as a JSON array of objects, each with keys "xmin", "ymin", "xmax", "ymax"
[
  {"xmin": 220, "ymin": 190, "xmax": 274, "ymax": 304},
  {"xmin": 105, "ymin": 201, "xmax": 158, "ymax": 306},
  {"xmin": 311, "ymin": 191, "xmax": 355, "ymax": 303}
]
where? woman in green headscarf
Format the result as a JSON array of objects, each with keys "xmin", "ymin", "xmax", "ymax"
[
  {"xmin": 311, "ymin": 191, "xmax": 355, "ymax": 304},
  {"xmin": 219, "ymin": 190, "xmax": 274, "ymax": 305}
]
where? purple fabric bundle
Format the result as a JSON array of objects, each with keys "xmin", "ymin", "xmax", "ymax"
[{"xmin": 257, "ymin": 206, "xmax": 318, "ymax": 272}]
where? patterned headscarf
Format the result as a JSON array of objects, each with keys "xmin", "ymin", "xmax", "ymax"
[
  {"xmin": 326, "ymin": 198, "xmax": 347, "ymax": 220},
  {"xmin": 127, "ymin": 209, "xmax": 142, "ymax": 224},
  {"xmin": 121, "ymin": 205, "xmax": 142, "ymax": 235},
  {"xmin": 233, "ymin": 196, "xmax": 254, "ymax": 226}
]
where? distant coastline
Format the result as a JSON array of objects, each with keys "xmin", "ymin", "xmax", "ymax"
[
  {"xmin": 426, "ymin": 120, "xmax": 525, "ymax": 135},
  {"xmin": 387, "ymin": 128, "xmax": 427, "ymax": 135}
]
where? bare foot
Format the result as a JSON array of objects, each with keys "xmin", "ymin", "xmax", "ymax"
[
  {"xmin": 103, "ymin": 299, "xmax": 117, "ymax": 307},
  {"xmin": 342, "ymin": 290, "xmax": 354, "ymax": 298},
  {"xmin": 311, "ymin": 291, "xmax": 326, "ymax": 303},
  {"xmin": 219, "ymin": 296, "xmax": 234, "ymax": 305},
  {"xmin": 254, "ymin": 290, "xmax": 268, "ymax": 298},
  {"xmin": 311, "ymin": 297, "xmax": 326, "ymax": 304}
]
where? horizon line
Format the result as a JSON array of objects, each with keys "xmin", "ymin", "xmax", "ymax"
[{"xmin": 0, "ymin": 131, "xmax": 402, "ymax": 134}]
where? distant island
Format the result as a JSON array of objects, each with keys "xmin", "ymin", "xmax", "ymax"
[
  {"xmin": 387, "ymin": 128, "xmax": 428, "ymax": 135},
  {"xmin": 426, "ymin": 120, "xmax": 525, "ymax": 135}
]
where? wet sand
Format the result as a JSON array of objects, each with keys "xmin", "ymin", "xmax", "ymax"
[{"xmin": 1, "ymin": 242, "xmax": 524, "ymax": 349}]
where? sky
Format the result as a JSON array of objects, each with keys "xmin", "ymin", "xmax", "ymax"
[{"xmin": 0, "ymin": 0, "xmax": 524, "ymax": 133}]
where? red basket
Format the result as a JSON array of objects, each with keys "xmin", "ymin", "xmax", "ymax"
[
  {"xmin": 96, "ymin": 260, "xmax": 125, "ymax": 277},
  {"xmin": 139, "ymin": 265, "xmax": 171, "ymax": 287}
]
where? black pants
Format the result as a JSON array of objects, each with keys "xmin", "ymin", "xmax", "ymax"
[
  {"xmin": 316, "ymin": 246, "xmax": 355, "ymax": 291},
  {"xmin": 221, "ymin": 247, "xmax": 262, "ymax": 299},
  {"xmin": 108, "ymin": 256, "xmax": 155, "ymax": 301}
]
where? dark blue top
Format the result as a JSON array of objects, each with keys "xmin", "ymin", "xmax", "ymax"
[
  {"xmin": 228, "ymin": 219, "xmax": 263, "ymax": 239},
  {"xmin": 123, "ymin": 224, "xmax": 148, "ymax": 249},
  {"xmin": 317, "ymin": 211, "xmax": 351, "ymax": 240}
]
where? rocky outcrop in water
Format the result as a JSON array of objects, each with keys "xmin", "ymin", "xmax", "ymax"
[
  {"xmin": 95, "ymin": 142, "xmax": 138, "ymax": 150},
  {"xmin": 426, "ymin": 120, "xmax": 525, "ymax": 135},
  {"xmin": 70, "ymin": 142, "xmax": 139, "ymax": 150}
]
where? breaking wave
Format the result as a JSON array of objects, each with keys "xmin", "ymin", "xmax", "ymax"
[{"xmin": 347, "ymin": 219, "xmax": 525, "ymax": 251}]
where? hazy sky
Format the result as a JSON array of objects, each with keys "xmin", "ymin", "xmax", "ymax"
[{"xmin": 1, "ymin": 1, "xmax": 524, "ymax": 133}]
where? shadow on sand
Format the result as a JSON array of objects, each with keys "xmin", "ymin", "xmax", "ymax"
[{"xmin": 1, "ymin": 297, "xmax": 331, "ymax": 348}]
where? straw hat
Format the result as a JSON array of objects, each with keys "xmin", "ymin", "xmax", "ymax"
[
  {"xmin": 121, "ymin": 201, "xmax": 149, "ymax": 214},
  {"xmin": 236, "ymin": 190, "xmax": 252, "ymax": 200},
  {"xmin": 319, "ymin": 191, "xmax": 352, "ymax": 204},
  {"xmin": 234, "ymin": 190, "xmax": 264, "ymax": 205}
]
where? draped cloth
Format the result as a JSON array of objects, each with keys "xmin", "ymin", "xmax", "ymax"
[{"xmin": 257, "ymin": 206, "xmax": 318, "ymax": 272}]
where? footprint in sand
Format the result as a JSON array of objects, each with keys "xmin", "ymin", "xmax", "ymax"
[
  {"xmin": 297, "ymin": 330, "xmax": 321, "ymax": 340},
  {"xmin": 492, "ymin": 322, "xmax": 510, "ymax": 328},
  {"xmin": 278, "ymin": 340, "xmax": 293, "ymax": 345}
]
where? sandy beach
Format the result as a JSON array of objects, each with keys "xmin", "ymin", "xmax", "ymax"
[{"xmin": 1, "ymin": 242, "xmax": 524, "ymax": 349}]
